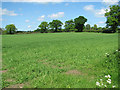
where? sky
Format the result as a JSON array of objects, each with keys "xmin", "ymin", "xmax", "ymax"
[{"xmin": 0, "ymin": 0, "xmax": 119, "ymax": 31}]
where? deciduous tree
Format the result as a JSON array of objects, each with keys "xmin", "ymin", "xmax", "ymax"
[
  {"xmin": 74, "ymin": 16, "xmax": 87, "ymax": 32},
  {"xmin": 86, "ymin": 24, "xmax": 90, "ymax": 30},
  {"xmin": 94, "ymin": 24, "xmax": 97, "ymax": 30},
  {"xmin": 105, "ymin": 5, "xmax": 120, "ymax": 32},
  {"xmin": 64, "ymin": 19, "xmax": 75, "ymax": 32},
  {"xmin": 49, "ymin": 20, "xmax": 63, "ymax": 32},
  {"xmin": 38, "ymin": 21, "xmax": 49, "ymax": 33},
  {"xmin": 5, "ymin": 24, "xmax": 17, "ymax": 34}
]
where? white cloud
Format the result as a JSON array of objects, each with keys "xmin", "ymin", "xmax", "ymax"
[
  {"xmin": 0, "ymin": 18, "xmax": 2, "ymax": 21},
  {"xmin": 10, "ymin": 22, "xmax": 14, "ymax": 24},
  {"xmin": 19, "ymin": 8, "xmax": 22, "ymax": 11},
  {"xmin": 3, "ymin": 0, "xmax": 104, "ymax": 2},
  {"xmin": 95, "ymin": 9, "xmax": 106, "ymax": 17},
  {"xmin": 84, "ymin": 5, "xmax": 94, "ymax": 11},
  {"xmin": 3, "ymin": 0, "xmax": 64, "ymax": 2},
  {"xmin": 25, "ymin": 20, "xmax": 30, "ymax": 23},
  {"xmin": 48, "ymin": 12, "xmax": 64, "ymax": 19},
  {"xmin": 65, "ymin": 3, "xmax": 69, "ymax": 6},
  {"xmin": 0, "ymin": 8, "xmax": 18, "ymax": 16},
  {"xmin": 37, "ymin": 15, "xmax": 45, "ymax": 21},
  {"xmin": 102, "ymin": 0, "xmax": 119, "ymax": 5},
  {"xmin": 95, "ymin": 8, "xmax": 110, "ymax": 17},
  {"xmin": 0, "ymin": 18, "xmax": 7, "ymax": 21},
  {"xmin": 3, "ymin": 0, "xmax": 118, "ymax": 3},
  {"xmin": 28, "ymin": 25, "xmax": 31, "ymax": 28},
  {"xmin": 32, "ymin": 22, "xmax": 36, "ymax": 24},
  {"xmin": 84, "ymin": 5, "xmax": 110, "ymax": 17}
]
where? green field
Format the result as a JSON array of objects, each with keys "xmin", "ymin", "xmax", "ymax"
[{"xmin": 2, "ymin": 32, "xmax": 118, "ymax": 88}]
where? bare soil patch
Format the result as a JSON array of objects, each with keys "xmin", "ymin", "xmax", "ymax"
[
  {"xmin": 0, "ymin": 69, "xmax": 8, "ymax": 73},
  {"xmin": 5, "ymin": 79, "xmax": 15, "ymax": 82},
  {"xmin": 37, "ymin": 59, "xmax": 47, "ymax": 62},
  {"xmin": 43, "ymin": 62, "xmax": 49, "ymax": 65},
  {"xmin": 51, "ymin": 65, "xmax": 57, "ymax": 68},
  {"xmin": 7, "ymin": 84, "xmax": 24, "ymax": 88},
  {"xmin": 65, "ymin": 70, "xmax": 83, "ymax": 75}
]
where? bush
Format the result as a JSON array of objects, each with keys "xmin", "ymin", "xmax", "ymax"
[
  {"xmin": 83, "ymin": 29, "xmax": 103, "ymax": 33},
  {"xmin": 102, "ymin": 29, "xmax": 116, "ymax": 33}
]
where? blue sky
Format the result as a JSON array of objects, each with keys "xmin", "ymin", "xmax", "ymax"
[{"xmin": 1, "ymin": 0, "xmax": 119, "ymax": 31}]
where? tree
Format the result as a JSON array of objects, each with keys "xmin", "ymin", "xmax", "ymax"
[
  {"xmin": 105, "ymin": 5, "xmax": 120, "ymax": 32},
  {"xmin": 98, "ymin": 27, "xmax": 102, "ymax": 30},
  {"xmin": 94, "ymin": 24, "xmax": 97, "ymax": 30},
  {"xmin": 64, "ymin": 19, "xmax": 75, "ymax": 32},
  {"xmin": 49, "ymin": 20, "xmax": 63, "ymax": 32},
  {"xmin": 86, "ymin": 24, "xmax": 90, "ymax": 30},
  {"xmin": 5, "ymin": 24, "xmax": 17, "ymax": 34},
  {"xmin": 74, "ymin": 16, "xmax": 87, "ymax": 32},
  {"xmin": 0, "ymin": 28, "xmax": 2, "ymax": 34},
  {"xmin": 34, "ymin": 28, "xmax": 40, "ymax": 32},
  {"xmin": 91, "ymin": 27, "xmax": 94, "ymax": 30},
  {"xmin": 38, "ymin": 21, "xmax": 49, "ymax": 33}
]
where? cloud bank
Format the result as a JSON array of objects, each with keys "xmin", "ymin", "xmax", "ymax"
[
  {"xmin": 0, "ymin": 8, "xmax": 18, "ymax": 16},
  {"xmin": 48, "ymin": 12, "xmax": 64, "ymax": 19}
]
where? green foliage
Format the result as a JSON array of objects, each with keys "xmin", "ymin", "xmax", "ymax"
[
  {"xmin": 38, "ymin": 21, "xmax": 49, "ymax": 33},
  {"xmin": 96, "ymin": 50, "xmax": 119, "ymax": 88},
  {"xmin": 105, "ymin": 5, "xmax": 120, "ymax": 32},
  {"xmin": 98, "ymin": 27, "xmax": 102, "ymax": 31},
  {"xmin": 94, "ymin": 24, "xmax": 97, "ymax": 30},
  {"xmin": 64, "ymin": 19, "xmax": 75, "ymax": 32},
  {"xmin": 74, "ymin": 16, "xmax": 87, "ymax": 32},
  {"xmin": 34, "ymin": 28, "xmax": 40, "ymax": 32},
  {"xmin": 85, "ymin": 24, "xmax": 90, "ymax": 30},
  {"xmin": 5, "ymin": 24, "xmax": 17, "ymax": 34},
  {"xmin": 102, "ymin": 27, "xmax": 116, "ymax": 33},
  {"xmin": 49, "ymin": 20, "xmax": 63, "ymax": 32},
  {"xmin": 0, "ymin": 28, "xmax": 2, "ymax": 34}
]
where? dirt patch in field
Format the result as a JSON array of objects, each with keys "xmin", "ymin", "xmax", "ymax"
[
  {"xmin": 37, "ymin": 59, "xmax": 47, "ymax": 62},
  {"xmin": 43, "ymin": 62, "xmax": 49, "ymax": 65},
  {"xmin": 7, "ymin": 84, "xmax": 24, "ymax": 88},
  {"xmin": 51, "ymin": 65, "xmax": 57, "ymax": 68},
  {"xmin": 65, "ymin": 70, "xmax": 83, "ymax": 75},
  {"xmin": 59, "ymin": 67, "xmax": 64, "ymax": 69},
  {"xmin": 0, "ymin": 69, "xmax": 8, "ymax": 73},
  {"xmin": 59, "ymin": 65, "xmax": 71, "ymax": 69},
  {"xmin": 5, "ymin": 79, "xmax": 15, "ymax": 82}
]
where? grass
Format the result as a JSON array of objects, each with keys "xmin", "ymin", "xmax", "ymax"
[{"xmin": 2, "ymin": 32, "xmax": 118, "ymax": 88}]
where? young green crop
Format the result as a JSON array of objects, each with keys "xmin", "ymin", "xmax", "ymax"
[{"xmin": 2, "ymin": 32, "xmax": 118, "ymax": 88}]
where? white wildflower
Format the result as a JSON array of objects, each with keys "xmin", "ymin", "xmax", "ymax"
[
  {"xmin": 105, "ymin": 53, "xmax": 109, "ymax": 56},
  {"xmin": 105, "ymin": 53, "xmax": 108, "ymax": 55},
  {"xmin": 116, "ymin": 50, "xmax": 118, "ymax": 52},
  {"xmin": 107, "ymin": 75, "xmax": 111, "ymax": 78},
  {"xmin": 104, "ymin": 85, "xmax": 107, "ymax": 87},
  {"xmin": 108, "ymin": 79, "xmax": 111, "ymax": 81},
  {"xmin": 100, "ymin": 79, "xmax": 102, "ymax": 81},
  {"xmin": 107, "ymin": 80, "xmax": 111, "ymax": 84},
  {"xmin": 112, "ymin": 85, "xmax": 115, "ymax": 88},
  {"xmin": 96, "ymin": 82, "xmax": 100, "ymax": 86},
  {"xmin": 105, "ymin": 75, "xmax": 108, "ymax": 78},
  {"xmin": 101, "ymin": 83, "xmax": 104, "ymax": 86}
]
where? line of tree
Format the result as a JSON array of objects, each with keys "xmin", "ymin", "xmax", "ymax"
[
  {"xmin": 1, "ymin": 4, "xmax": 120, "ymax": 34},
  {"xmin": 35, "ymin": 16, "xmax": 87, "ymax": 33}
]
